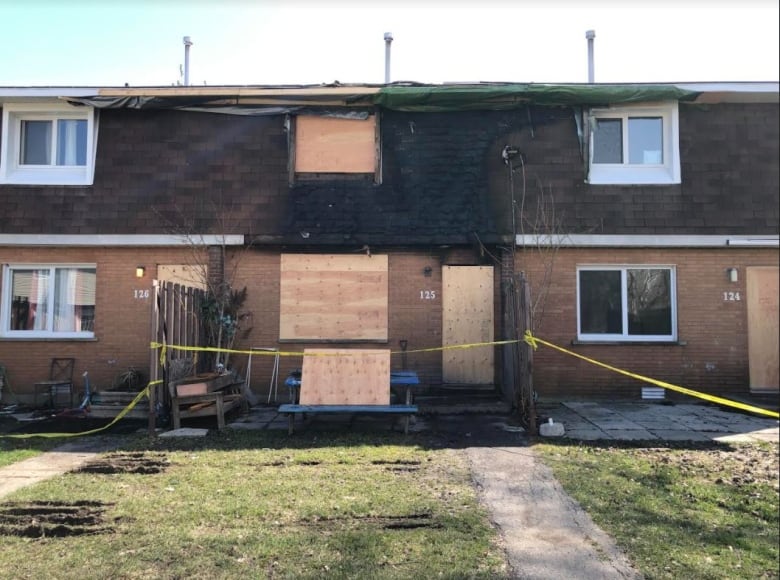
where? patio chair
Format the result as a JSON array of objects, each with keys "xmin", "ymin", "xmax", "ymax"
[{"xmin": 33, "ymin": 358, "xmax": 75, "ymax": 408}]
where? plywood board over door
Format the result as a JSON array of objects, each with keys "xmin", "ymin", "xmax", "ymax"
[
  {"xmin": 746, "ymin": 266, "xmax": 779, "ymax": 392},
  {"xmin": 442, "ymin": 266, "xmax": 494, "ymax": 384}
]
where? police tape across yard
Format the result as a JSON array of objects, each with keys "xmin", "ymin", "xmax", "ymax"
[
  {"xmin": 152, "ymin": 335, "xmax": 779, "ymax": 420},
  {"xmin": 2, "ymin": 336, "xmax": 775, "ymax": 439}
]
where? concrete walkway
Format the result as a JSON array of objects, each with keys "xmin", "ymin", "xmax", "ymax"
[{"xmin": 0, "ymin": 436, "xmax": 123, "ymax": 498}]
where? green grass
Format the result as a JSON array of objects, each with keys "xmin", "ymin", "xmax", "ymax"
[
  {"xmin": 0, "ymin": 429, "xmax": 508, "ymax": 579},
  {"xmin": 534, "ymin": 439, "xmax": 780, "ymax": 580},
  {"xmin": 0, "ymin": 419, "xmax": 65, "ymax": 467}
]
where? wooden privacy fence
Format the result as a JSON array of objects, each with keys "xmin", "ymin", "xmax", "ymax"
[{"xmin": 148, "ymin": 279, "xmax": 206, "ymax": 433}]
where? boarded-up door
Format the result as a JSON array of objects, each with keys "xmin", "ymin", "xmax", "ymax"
[
  {"xmin": 442, "ymin": 266, "xmax": 494, "ymax": 384},
  {"xmin": 747, "ymin": 266, "xmax": 779, "ymax": 392}
]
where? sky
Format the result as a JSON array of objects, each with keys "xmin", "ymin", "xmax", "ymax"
[{"xmin": 0, "ymin": 0, "xmax": 778, "ymax": 87}]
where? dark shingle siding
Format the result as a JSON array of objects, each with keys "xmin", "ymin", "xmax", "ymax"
[{"xmin": 0, "ymin": 102, "xmax": 776, "ymax": 240}]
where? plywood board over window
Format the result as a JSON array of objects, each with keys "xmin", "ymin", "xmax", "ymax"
[
  {"xmin": 293, "ymin": 115, "xmax": 378, "ymax": 175},
  {"xmin": 280, "ymin": 254, "xmax": 388, "ymax": 341}
]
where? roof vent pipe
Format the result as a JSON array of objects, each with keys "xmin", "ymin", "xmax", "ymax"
[
  {"xmin": 384, "ymin": 32, "xmax": 393, "ymax": 84},
  {"xmin": 183, "ymin": 36, "xmax": 193, "ymax": 86},
  {"xmin": 585, "ymin": 30, "xmax": 595, "ymax": 83}
]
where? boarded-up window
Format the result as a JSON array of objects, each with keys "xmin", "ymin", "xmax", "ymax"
[
  {"xmin": 157, "ymin": 264, "xmax": 207, "ymax": 290},
  {"xmin": 294, "ymin": 115, "xmax": 377, "ymax": 174},
  {"xmin": 280, "ymin": 254, "xmax": 388, "ymax": 341}
]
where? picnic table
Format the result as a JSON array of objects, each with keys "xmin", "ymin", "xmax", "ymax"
[{"xmin": 278, "ymin": 349, "xmax": 420, "ymax": 434}]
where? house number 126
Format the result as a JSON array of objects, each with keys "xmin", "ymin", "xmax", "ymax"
[
  {"xmin": 134, "ymin": 289, "xmax": 150, "ymax": 299},
  {"xmin": 420, "ymin": 290, "xmax": 437, "ymax": 300}
]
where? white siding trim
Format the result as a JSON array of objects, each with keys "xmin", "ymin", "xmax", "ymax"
[
  {"xmin": 516, "ymin": 234, "xmax": 779, "ymax": 248},
  {"xmin": 0, "ymin": 234, "xmax": 245, "ymax": 247}
]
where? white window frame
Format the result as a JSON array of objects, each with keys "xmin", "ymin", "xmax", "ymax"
[
  {"xmin": 576, "ymin": 265, "xmax": 677, "ymax": 342},
  {"xmin": 588, "ymin": 102, "xmax": 680, "ymax": 185},
  {"xmin": 0, "ymin": 102, "xmax": 98, "ymax": 185},
  {"xmin": 0, "ymin": 263, "xmax": 96, "ymax": 339}
]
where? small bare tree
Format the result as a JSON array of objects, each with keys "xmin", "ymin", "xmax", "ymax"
[{"xmin": 153, "ymin": 198, "xmax": 254, "ymax": 375}]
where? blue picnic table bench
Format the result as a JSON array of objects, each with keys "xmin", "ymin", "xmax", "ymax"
[{"xmin": 279, "ymin": 370, "xmax": 420, "ymax": 434}]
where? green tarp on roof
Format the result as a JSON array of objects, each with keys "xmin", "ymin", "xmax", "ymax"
[{"xmin": 368, "ymin": 83, "xmax": 701, "ymax": 111}]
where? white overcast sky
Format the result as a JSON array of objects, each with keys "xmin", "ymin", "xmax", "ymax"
[{"xmin": 1, "ymin": 0, "xmax": 778, "ymax": 87}]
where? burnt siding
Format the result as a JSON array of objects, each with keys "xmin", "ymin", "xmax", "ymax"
[
  {"xmin": 0, "ymin": 102, "xmax": 777, "ymax": 239},
  {"xmin": 499, "ymin": 103, "xmax": 779, "ymax": 236},
  {"xmin": 287, "ymin": 110, "xmax": 529, "ymax": 244}
]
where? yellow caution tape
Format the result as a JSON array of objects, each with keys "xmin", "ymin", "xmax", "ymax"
[
  {"xmin": 1, "ymin": 381, "xmax": 158, "ymax": 439},
  {"xmin": 148, "ymin": 337, "xmax": 779, "ymax": 420},
  {"xmin": 523, "ymin": 331, "xmax": 779, "ymax": 420},
  {"xmin": 149, "ymin": 339, "xmax": 521, "ymax": 358}
]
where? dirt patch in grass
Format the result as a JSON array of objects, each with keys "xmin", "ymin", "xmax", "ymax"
[
  {"xmin": 0, "ymin": 500, "xmax": 115, "ymax": 538},
  {"xmin": 630, "ymin": 443, "xmax": 779, "ymax": 488},
  {"xmin": 77, "ymin": 452, "xmax": 171, "ymax": 475}
]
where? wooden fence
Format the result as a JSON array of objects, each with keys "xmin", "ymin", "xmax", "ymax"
[{"xmin": 148, "ymin": 280, "xmax": 206, "ymax": 432}]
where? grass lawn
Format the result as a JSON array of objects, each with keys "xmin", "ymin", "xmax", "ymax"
[
  {"xmin": 0, "ymin": 428, "xmax": 508, "ymax": 579},
  {"xmin": 535, "ymin": 439, "xmax": 780, "ymax": 580},
  {"xmin": 3, "ymin": 418, "xmax": 778, "ymax": 579}
]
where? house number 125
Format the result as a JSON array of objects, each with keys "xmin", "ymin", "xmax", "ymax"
[{"xmin": 420, "ymin": 290, "xmax": 437, "ymax": 300}]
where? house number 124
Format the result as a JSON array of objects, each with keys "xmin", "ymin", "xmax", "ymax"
[
  {"xmin": 722, "ymin": 291, "xmax": 741, "ymax": 301},
  {"xmin": 420, "ymin": 290, "xmax": 437, "ymax": 300}
]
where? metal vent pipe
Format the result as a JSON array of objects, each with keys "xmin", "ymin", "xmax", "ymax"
[
  {"xmin": 585, "ymin": 30, "xmax": 595, "ymax": 83},
  {"xmin": 183, "ymin": 36, "xmax": 193, "ymax": 86},
  {"xmin": 384, "ymin": 32, "xmax": 393, "ymax": 84}
]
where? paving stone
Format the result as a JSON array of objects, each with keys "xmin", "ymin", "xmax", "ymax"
[
  {"xmin": 646, "ymin": 430, "xmax": 713, "ymax": 442},
  {"xmin": 603, "ymin": 429, "xmax": 658, "ymax": 440},
  {"xmin": 565, "ymin": 429, "xmax": 612, "ymax": 440}
]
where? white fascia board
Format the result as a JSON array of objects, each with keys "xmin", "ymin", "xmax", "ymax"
[
  {"xmin": 674, "ymin": 82, "xmax": 779, "ymax": 93},
  {"xmin": 0, "ymin": 234, "xmax": 245, "ymax": 247},
  {"xmin": 516, "ymin": 234, "xmax": 780, "ymax": 248},
  {"xmin": 0, "ymin": 88, "xmax": 100, "ymax": 99}
]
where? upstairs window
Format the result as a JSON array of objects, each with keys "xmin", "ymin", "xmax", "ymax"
[
  {"xmin": 290, "ymin": 114, "xmax": 380, "ymax": 183},
  {"xmin": 1, "ymin": 264, "xmax": 96, "ymax": 338},
  {"xmin": 1, "ymin": 103, "xmax": 98, "ymax": 185},
  {"xmin": 577, "ymin": 266, "xmax": 676, "ymax": 342},
  {"xmin": 588, "ymin": 102, "xmax": 679, "ymax": 185}
]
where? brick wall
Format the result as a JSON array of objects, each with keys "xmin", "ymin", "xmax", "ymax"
[
  {"xmin": 519, "ymin": 246, "xmax": 779, "ymax": 400},
  {"xmin": 228, "ymin": 247, "xmax": 502, "ymax": 397},
  {"xmin": 0, "ymin": 246, "xmax": 202, "ymax": 401}
]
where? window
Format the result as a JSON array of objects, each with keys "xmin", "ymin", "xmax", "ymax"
[
  {"xmin": 1, "ymin": 103, "xmax": 98, "ymax": 185},
  {"xmin": 577, "ymin": 266, "xmax": 676, "ymax": 342},
  {"xmin": 1, "ymin": 265, "xmax": 96, "ymax": 338},
  {"xmin": 279, "ymin": 254, "xmax": 388, "ymax": 341},
  {"xmin": 588, "ymin": 102, "xmax": 680, "ymax": 185},
  {"xmin": 290, "ymin": 114, "xmax": 380, "ymax": 182}
]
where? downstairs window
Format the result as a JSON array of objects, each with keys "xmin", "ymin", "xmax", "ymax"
[
  {"xmin": 1, "ymin": 265, "xmax": 96, "ymax": 338},
  {"xmin": 577, "ymin": 266, "xmax": 676, "ymax": 342}
]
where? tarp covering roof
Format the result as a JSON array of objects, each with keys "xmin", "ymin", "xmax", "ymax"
[
  {"xmin": 60, "ymin": 83, "xmax": 702, "ymax": 114},
  {"xmin": 367, "ymin": 84, "xmax": 702, "ymax": 111}
]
